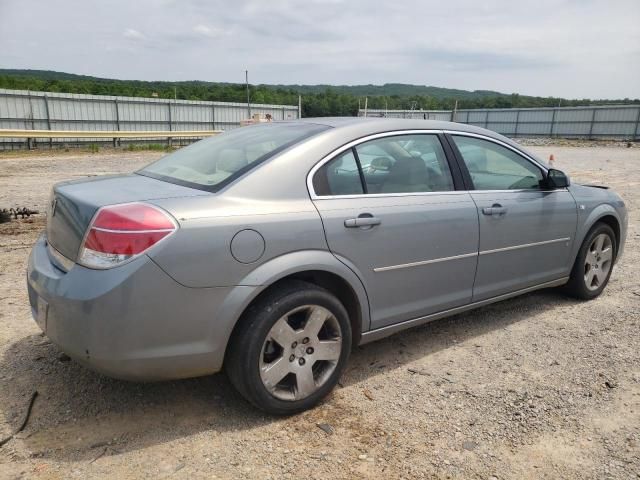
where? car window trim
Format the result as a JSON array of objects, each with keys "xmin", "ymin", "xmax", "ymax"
[
  {"xmin": 351, "ymin": 147, "xmax": 368, "ymax": 194},
  {"xmin": 437, "ymin": 132, "xmax": 466, "ymax": 190},
  {"xmin": 444, "ymin": 131, "xmax": 550, "ymax": 192},
  {"xmin": 308, "ymin": 129, "xmax": 460, "ymax": 199}
]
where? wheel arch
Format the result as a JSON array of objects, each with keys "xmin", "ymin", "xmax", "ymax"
[
  {"xmin": 219, "ymin": 250, "xmax": 371, "ymax": 368},
  {"xmin": 579, "ymin": 206, "xmax": 622, "ymax": 259}
]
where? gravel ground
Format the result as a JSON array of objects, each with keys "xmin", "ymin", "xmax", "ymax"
[{"xmin": 0, "ymin": 143, "xmax": 638, "ymax": 479}]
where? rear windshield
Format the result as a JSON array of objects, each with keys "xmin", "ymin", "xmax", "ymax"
[{"xmin": 138, "ymin": 122, "xmax": 328, "ymax": 192}]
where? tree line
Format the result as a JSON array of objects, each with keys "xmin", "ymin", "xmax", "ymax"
[{"xmin": 0, "ymin": 70, "xmax": 637, "ymax": 117}]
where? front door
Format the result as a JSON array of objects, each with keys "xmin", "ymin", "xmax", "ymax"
[
  {"xmin": 310, "ymin": 132, "xmax": 479, "ymax": 330},
  {"xmin": 449, "ymin": 134, "xmax": 578, "ymax": 301}
]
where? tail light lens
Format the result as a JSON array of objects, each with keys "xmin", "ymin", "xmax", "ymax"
[{"xmin": 79, "ymin": 203, "xmax": 177, "ymax": 269}]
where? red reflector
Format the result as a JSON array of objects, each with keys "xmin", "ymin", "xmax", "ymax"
[
  {"xmin": 84, "ymin": 229, "xmax": 171, "ymax": 255},
  {"xmin": 93, "ymin": 203, "xmax": 175, "ymax": 231}
]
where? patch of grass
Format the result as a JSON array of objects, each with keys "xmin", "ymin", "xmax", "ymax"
[
  {"xmin": 87, "ymin": 143, "xmax": 100, "ymax": 153},
  {"xmin": 126, "ymin": 143, "xmax": 170, "ymax": 152}
]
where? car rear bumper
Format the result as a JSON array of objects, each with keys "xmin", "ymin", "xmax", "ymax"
[{"xmin": 27, "ymin": 234, "xmax": 249, "ymax": 381}]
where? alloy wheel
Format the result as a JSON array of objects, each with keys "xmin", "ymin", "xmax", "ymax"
[
  {"xmin": 584, "ymin": 233, "xmax": 613, "ymax": 291},
  {"xmin": 259, "ymin": 305, "xmax": 342, "ymax": 401}
]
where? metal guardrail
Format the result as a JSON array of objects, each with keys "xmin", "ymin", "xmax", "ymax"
[{"xmin": 0, "ymin": 129, "xmax": 221, "ymax": 138}]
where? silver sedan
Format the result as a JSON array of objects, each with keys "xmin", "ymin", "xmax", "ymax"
[{"xmin": 27, "ymin": 118, "xmax": 627, "ymax": 414}]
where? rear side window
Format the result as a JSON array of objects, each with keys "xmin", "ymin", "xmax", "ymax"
[
  {"xmin": 312, "ymin": 150, "xmax": 364, "ymax": 196},
  {"xmin": 357, "ymin": 134, "xmax": 453, "ymax": 194},
  {"xmin": 452, "ymin": 136, "xmax": 543, "ymax": 190},
  {"xmin": 139, "ymin": 123, "xmax": 328, "ymax": 192},
  {"xmin": 312, "ymin": 134, "xmax": 454, "ymax": 196}
]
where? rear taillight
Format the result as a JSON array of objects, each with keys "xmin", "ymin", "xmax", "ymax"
[{"xmin": 78, "ymin": 203, "xmax": 177, "ymax": 269}]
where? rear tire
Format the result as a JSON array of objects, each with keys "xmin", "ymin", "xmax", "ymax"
[
  {"xmin": 225, "ymin": 280, "xmax": 352, "ymax": 415},
  {"xmin": 563, "ymin": 223, "xmax": 616, "ymax": 300}
]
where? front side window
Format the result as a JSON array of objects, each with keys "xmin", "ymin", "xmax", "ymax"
[
  {"xmin": 451, "ymin": 136, "xmax": 543, "ymax": 190},
  {"xmin": 140, "ymin": 123, "xmax": 328, "ymax": 192}
]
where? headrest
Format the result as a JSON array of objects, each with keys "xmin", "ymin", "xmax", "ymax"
[{"xmin": 390, "ymin": 157, "xmax": 428, "ymax": 184}]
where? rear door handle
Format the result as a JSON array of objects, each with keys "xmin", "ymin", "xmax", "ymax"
[
  {"xmin": 344, "ymin": 214, "xmax": 381, "ymax": 228},
  {"xmin": 482, "ymin": 204, "xmax": 508, "ymax": 216}
]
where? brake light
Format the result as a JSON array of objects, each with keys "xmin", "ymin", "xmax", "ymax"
[{"xmin": 79, "ymin": 203, "xmax": 177, "ymax": 269}]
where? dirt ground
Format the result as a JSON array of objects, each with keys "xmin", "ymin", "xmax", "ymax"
[{"xmin": 0, "ymin": 143, "xmax": 638, "ymax": 479}]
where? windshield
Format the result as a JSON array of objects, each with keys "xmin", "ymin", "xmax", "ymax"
[{"xmin": 138, "ymin": 122, "xmax": 329, "ymax": 192}]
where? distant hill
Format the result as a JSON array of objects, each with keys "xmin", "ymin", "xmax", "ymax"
[
  {"xmin": 0, "ymin": 69, "xmax": 507, "ymax": 99},
  {"xmin": 267, "ymin": 82, "xmax": 506, "ymax": 100},
  {"xmin": 0, "ymin": 69, "xmax": 637, "ymax": 117}
]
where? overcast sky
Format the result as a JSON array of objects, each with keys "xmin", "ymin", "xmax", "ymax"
[{"xmin": 0, "ymin": 0, "xmax": 638, "ymax": 99}]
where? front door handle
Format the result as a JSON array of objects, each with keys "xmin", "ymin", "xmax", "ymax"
[
  {"xmin": 344, "ymin": 214, "xmax": 381, "ymax": 228},
  {"xmin": 482, "ymin": 204, "xmax": 508, "ymax": 216}
]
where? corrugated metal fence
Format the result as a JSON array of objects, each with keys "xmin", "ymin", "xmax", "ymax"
[
  {"xmin": 2, "ymin": 89, "xmax": 638, "ymax": 149},
  {"xmin": 360, "ymin": 105, "xmax": 640, "ymax": 140},
  {"xmin": 0, "ymin": 89, "xmax": 299, "ymax": 149}
]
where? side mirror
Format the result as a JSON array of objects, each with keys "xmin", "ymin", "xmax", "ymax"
[{"xmin": 543, "ymin": 168, "xmax": 570, "ymax": 189}]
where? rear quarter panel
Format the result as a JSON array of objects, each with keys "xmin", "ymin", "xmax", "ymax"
[{"xmin": 147, "ymin": 196, "xmax": 328, "ymax": 287}]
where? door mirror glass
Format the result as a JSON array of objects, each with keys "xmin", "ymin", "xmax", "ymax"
[{"xmin": 545, "ymin": 169, "xmax": 570, "ymax": 189}]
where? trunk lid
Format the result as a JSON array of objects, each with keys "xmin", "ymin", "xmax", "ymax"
[{"xmin": 47, "ymin": 173, "xmax": 208, "ymax": 261}]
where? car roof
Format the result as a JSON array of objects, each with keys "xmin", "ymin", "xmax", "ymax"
[{"xmin": 287, "ymin": 116, "xmax": 504, "ymax": 138}]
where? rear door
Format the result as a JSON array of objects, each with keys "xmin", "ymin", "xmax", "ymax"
[
  {"xmin": 310, "ymin": 132, "xmax": 479, "ymax": 330},
  {"xmin": 448, "ymin": 133, "xmax": 577, "ymax": 301}
]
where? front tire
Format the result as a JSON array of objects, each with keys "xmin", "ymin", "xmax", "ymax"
[
  {"xmin": 564, "ymin": 223, "xmax": 616, "ymax": 300},
  {"xmin": 225, "ymin": 281, "xmax": 352, "ymax": 415}
]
